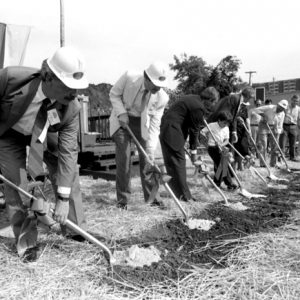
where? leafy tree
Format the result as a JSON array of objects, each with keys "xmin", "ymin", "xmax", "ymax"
[
  {"xmin": 169, "ymin": 53, "xmax": 212, "ymax": 95},
  {"xmin": 170, "ymin": 53, "xmax": 245, "ymax": 99},
  {"xmin": 207, "ymin": 55, "xmax": 243, "ymax": 98}
]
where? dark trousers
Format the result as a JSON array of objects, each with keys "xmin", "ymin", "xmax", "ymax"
[
  {"xmin": 207, "ymin": 146, "xmax": 233, "ymax": 187},
  {"xmin": 159, "ymin": 137, "xmax": 192, "ymax": 200},
  {"xmin": 279, "ymin": 124, "xmax": 298, "ymax": 160},
  {"xmin": 0, "ymin": 129, "xmax": 86, "ymax": 242},
  {"xmin": 112, "ymin": 117, "xmax": 158, "ymax": 205}
]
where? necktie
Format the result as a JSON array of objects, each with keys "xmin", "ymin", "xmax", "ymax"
[
  {"xmin": 28, "ymin": 98, "xmax": 50, "ymax": 178},
  {"xmin": 141, "ymin": 90, "xmax": 149, "ymax": 139}
]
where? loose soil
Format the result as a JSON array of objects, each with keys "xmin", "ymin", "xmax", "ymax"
[{"xmin": 108, "ymin": 174, "xmax": 300, "ymax": 289}]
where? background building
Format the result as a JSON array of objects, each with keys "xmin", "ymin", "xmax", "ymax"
[{"xmin": 253, "ymin": 78, "xmax": 300, "ymax": 104}]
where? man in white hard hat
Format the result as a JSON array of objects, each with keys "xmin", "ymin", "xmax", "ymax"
[
  {"xmin": 252, "ymin": 99, "xmax": 287, "ymax": 167},
  {"xmin": 0, "ymin": 46, "xmax": 88, "ymax": 262},
  {"xmin": 109, "ymin": 62, "xmax": 169, "ymax": 209},
  {"xmin": 279, "ymin": 94, "xmax": 300, "ymax": 162}
]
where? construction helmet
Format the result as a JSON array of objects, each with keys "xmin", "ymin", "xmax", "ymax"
[
  {"xmin": 278, "ymin": 99, "xmax": 288, "ymax": 110},
  {"xmin": 47, "ymin": 46, "xmax": 88, "ymax": 89},
  {"xmin": 145, "ymin": 61, "xmax": 168, "ymax": 88}
]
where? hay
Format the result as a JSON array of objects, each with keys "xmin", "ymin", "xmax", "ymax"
[{"xmin": 1, "ymin": 158, "xmax": 300, "ymax": 299}]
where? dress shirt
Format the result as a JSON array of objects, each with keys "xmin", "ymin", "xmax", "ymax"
[
  {"xmin": 249, "ymin": 108, "xmax": 262, "ymax": 125},
  {"xmin": 283, "ymin": 105, "xmax": 300, "ymax": 125},
  {"xmin": 128, "ymin": 84, "xmax": 149, "ymax": 117},
  {"xmin": 253, "ymin": 104, "xmax": 285, "ymax": 134},
  {"xmin": 11, "ymin": 84, "xmax": 70, "ymax": 196}
]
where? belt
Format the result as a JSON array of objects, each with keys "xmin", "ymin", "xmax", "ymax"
[
  {"xmin": 283, "ymin": 123, "xmax": 296, "ymax": 126},
  {"xmin": 250, "ymin": 124, "xmax": 258, "ymax": 126}
]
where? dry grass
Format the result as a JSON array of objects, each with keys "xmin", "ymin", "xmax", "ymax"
[{"xmin": 0, "ymin": 157, "xmax": 300, "ymax": 299}]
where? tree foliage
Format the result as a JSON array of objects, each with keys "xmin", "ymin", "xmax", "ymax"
[{"xmin": 170, "ymin": 53, "xmax": 245, "ymax": 99}]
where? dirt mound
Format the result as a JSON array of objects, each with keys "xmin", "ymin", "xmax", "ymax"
[{"xmin": 107, "ymin": 175, "xmax": 300, "ymax": 288}]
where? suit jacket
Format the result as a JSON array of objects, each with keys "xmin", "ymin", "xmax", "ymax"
[
  {"xmin": 207, "ymin": 93, "xmax": 242, "ymax": 133},
  {"xmin": 109, "ymin": 70, "xmax": 169, "ymax": 155},
  {"xmin": 160, "ymin": 95, "xmax": 207, "ymax": 151},
  {"xmin": 0, "ymin": 66, "xmax": 81, "ymax": 188}
]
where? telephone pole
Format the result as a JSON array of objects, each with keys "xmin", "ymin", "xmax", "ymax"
[{"xmin": 245, "ymin": 71, "xmax": 257, "ymax": 86}]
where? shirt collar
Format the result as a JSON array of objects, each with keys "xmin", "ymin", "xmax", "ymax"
[{"xmin": 36, "ymin": 83, "xmax": 55, "ymax": 104}]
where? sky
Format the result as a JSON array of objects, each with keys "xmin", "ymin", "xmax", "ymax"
[{"xmin": 1, "ymin": 0, "xmax": 300, "ymax": 89}]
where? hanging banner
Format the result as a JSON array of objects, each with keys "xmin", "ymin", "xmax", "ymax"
[{"xmin": 0, "ymin": 22, "xmax": 31, "ymax": 68}]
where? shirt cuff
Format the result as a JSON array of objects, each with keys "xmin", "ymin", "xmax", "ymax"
[
  {"xmin": 57, "ymin": 186, "xmax": 71, "ymax": 196},
  {"xmin": 190, "ymin": 150, "xmax": 197, "ymax": 154}
]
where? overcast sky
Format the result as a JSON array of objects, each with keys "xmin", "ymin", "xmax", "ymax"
[{"xmin": 1, "ymin": 0, "xmax": 300, "ymax": 88}]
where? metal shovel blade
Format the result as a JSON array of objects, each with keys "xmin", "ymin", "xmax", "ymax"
[
  {"xmin": 267, "ymin": 173, "xmax": 289, "ymax": 183},
  {"xmin": 239, "ymin": 188, "xmax": 266, "ymax": 199}
]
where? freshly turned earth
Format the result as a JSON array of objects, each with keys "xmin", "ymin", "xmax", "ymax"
[{"xmin": 109, "ymin": 174, "xmax": 300, "ymax": 288}]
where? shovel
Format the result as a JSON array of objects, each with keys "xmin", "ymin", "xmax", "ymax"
[
  {"xmin": 266, "ymin": 123, "xmax": 291, "ymax": 172},
  {"xmin": 0, "ymin": 174, "xmax": 116, "ymax": 265},
  {"xmin": 184, "ymin": 148, "xmax": 230, "ymax": 205},
  {"xmin": 228, "ymin": 142, "xmax": 269, "ymax": 186},
  {"xmin": 241, "ymin": 122, "xmax": 288, "ymax": 183},
  {"xmin": 203, "ymin": 120, "xmax": 266, "ymax": 200},
  {"xmin": 124, "ymin": 125, "xmax": 189, "ymax": 222}
]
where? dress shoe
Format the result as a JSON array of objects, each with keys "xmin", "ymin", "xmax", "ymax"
[
  {"xmin": 21, "ymin": 246, "xmax": 40, "ymax": 263},
  {"xmin": 227, "ymin": 184, "xmax": 238, "ymax": 191},
  {"xmin": 66, "ymin": 234, "xmax": 86, "ymax": 243},
  {"xmin": 116, "ymin": 202, "xmax": 128, "ymax": 210},
  {"xmin": 149, "ymin": 200, "xmax": 166, "ymax": 209}
]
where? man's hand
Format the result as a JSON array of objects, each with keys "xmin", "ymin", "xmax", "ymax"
[
  {"xmin": 118, "ymin": 113, "xmax": 129, "ymax": 128},
  {"xmin": 190, "ymin": 153, "xmax": 197, "ymax": 163},
  {"xmin": 53, "ymin": 199, "xmax": 69, "ymax": 225},
  {"xmin": 237, "ymin": 116, "xmax": 244, "ymax": 125},
  {"xmin": 231, "ymin": 132, "xmax": 238, "ymax": 143}
]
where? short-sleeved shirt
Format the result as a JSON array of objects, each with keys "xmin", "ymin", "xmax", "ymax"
[{"xmin": 201, "ymin": 122, "xmax": 229, "ymax": 147}]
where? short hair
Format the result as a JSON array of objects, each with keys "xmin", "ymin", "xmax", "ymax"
[
  {"xmin": 217, "ymin": 110, "xmax": 232, "ymax": 122},
  {"xmin": 265, "ymin": 99, "xmax": 272, "ymax": 105},
  {"xmin": 40, "ymin": 59, "xmax": 59, "ymax": 82},
  {"xmin": 241, "ymin": 86, "xmax": 255, "ymax": 100},
  {"xmin": 291, "ymin": 94, "xmax": 299, "ymax": 101},
  {"xmin": 200, "ymin": 87, "xmax": 220, "ymax": 102}
]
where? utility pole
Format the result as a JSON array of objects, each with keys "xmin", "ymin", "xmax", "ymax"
[
  {"xmin": 245, "ymin": 71, "xmax": 257, "ymax": 86},
  {"xmin": 60, "ymin": 0, "xmax": 65, "ymax": 47}
]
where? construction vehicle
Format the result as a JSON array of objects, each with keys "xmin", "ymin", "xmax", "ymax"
[{"xmin": 78, "ymin": 96, "xmax": 139, "ymax": 180}]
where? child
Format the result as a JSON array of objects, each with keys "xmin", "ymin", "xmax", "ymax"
[{"xmin": 201, "ymin": 110, "xmax": 237, "ymax": 190}]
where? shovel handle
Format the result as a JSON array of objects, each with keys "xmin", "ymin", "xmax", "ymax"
[
  {"xmin": 125, "ymin": 125, "xmax": 189, "ymax": 222},
  {"xmin": 241, "ymin": 122, "xmax": 273, "ymax": 176},
  {"xmin": 265, "ymin": 123, "xmax": 290, "ymax": 171},
  {"xmin": 184, "ymin": 147, "xmax": 229, "ymax": 205},
  {"xmin": 0, "ymin": 174, "xmax": 115, "ymax": 264},
  {"xmin": 203, "ymin": 119, "xmax": 243, "ymax": 188}
]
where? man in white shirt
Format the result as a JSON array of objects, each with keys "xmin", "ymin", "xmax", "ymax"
[
  {"xmin": 253, "ymin": 100, "xmax": 288, "ymax": 167},
  {"xmin": 279, "ymin": 95, "xmax": 300, "ymax": 161},
  {"xmin": 249, "ymin": 99, "xmax": 263, "ymax": 143},
  {"xmin": 109, "ymin": 62, "xmax": 169, "ymax": 209}
]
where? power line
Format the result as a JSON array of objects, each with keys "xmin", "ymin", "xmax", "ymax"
[{"xmin": 245, "ymin": 71, "xmax": 257, "ymax": 86}]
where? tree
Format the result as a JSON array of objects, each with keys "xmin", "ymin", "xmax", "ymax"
[
  {"xmin": 170, "ymin": 53, "xmax": 245, "ymax": 99},
  {"xmin": 169, "ymin": 53, "xmax": 212, "ymax": 95},
  {"xmin": 207, "ymin": 55, "xmax": 244, "ymax": 98}
]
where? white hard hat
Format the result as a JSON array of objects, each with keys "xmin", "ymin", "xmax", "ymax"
[
  {"xmin": 47, "ymin": 46, "xmax": 88, "ymax": 89},
  {"xmin": 145, "ymin": 61, "xmax": 168, "ymax": 88},
  {"xmin": 278, "ymin": 99, "xmax": 288, "ymax": 109}
]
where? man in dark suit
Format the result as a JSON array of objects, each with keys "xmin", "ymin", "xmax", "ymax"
[
  {"xmin": 207, "ymin": 87, "xmax": 255, "ymax": 143},
  {"xmin": 0, "ymin": 46, "xmax": 88, "ymax": 261},
  {"xmin": 159, "ymin": 87, "xmax": 219, "ymax": 202}
]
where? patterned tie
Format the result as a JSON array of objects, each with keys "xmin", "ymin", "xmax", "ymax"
[{"xmin": 28, "ymin": 98, "xmax": 50, "ymax": 178}]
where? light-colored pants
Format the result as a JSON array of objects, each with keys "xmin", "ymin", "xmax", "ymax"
[{"xmin": 257, "ymin": 130, "xmax": 279, "ymax": 167}]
